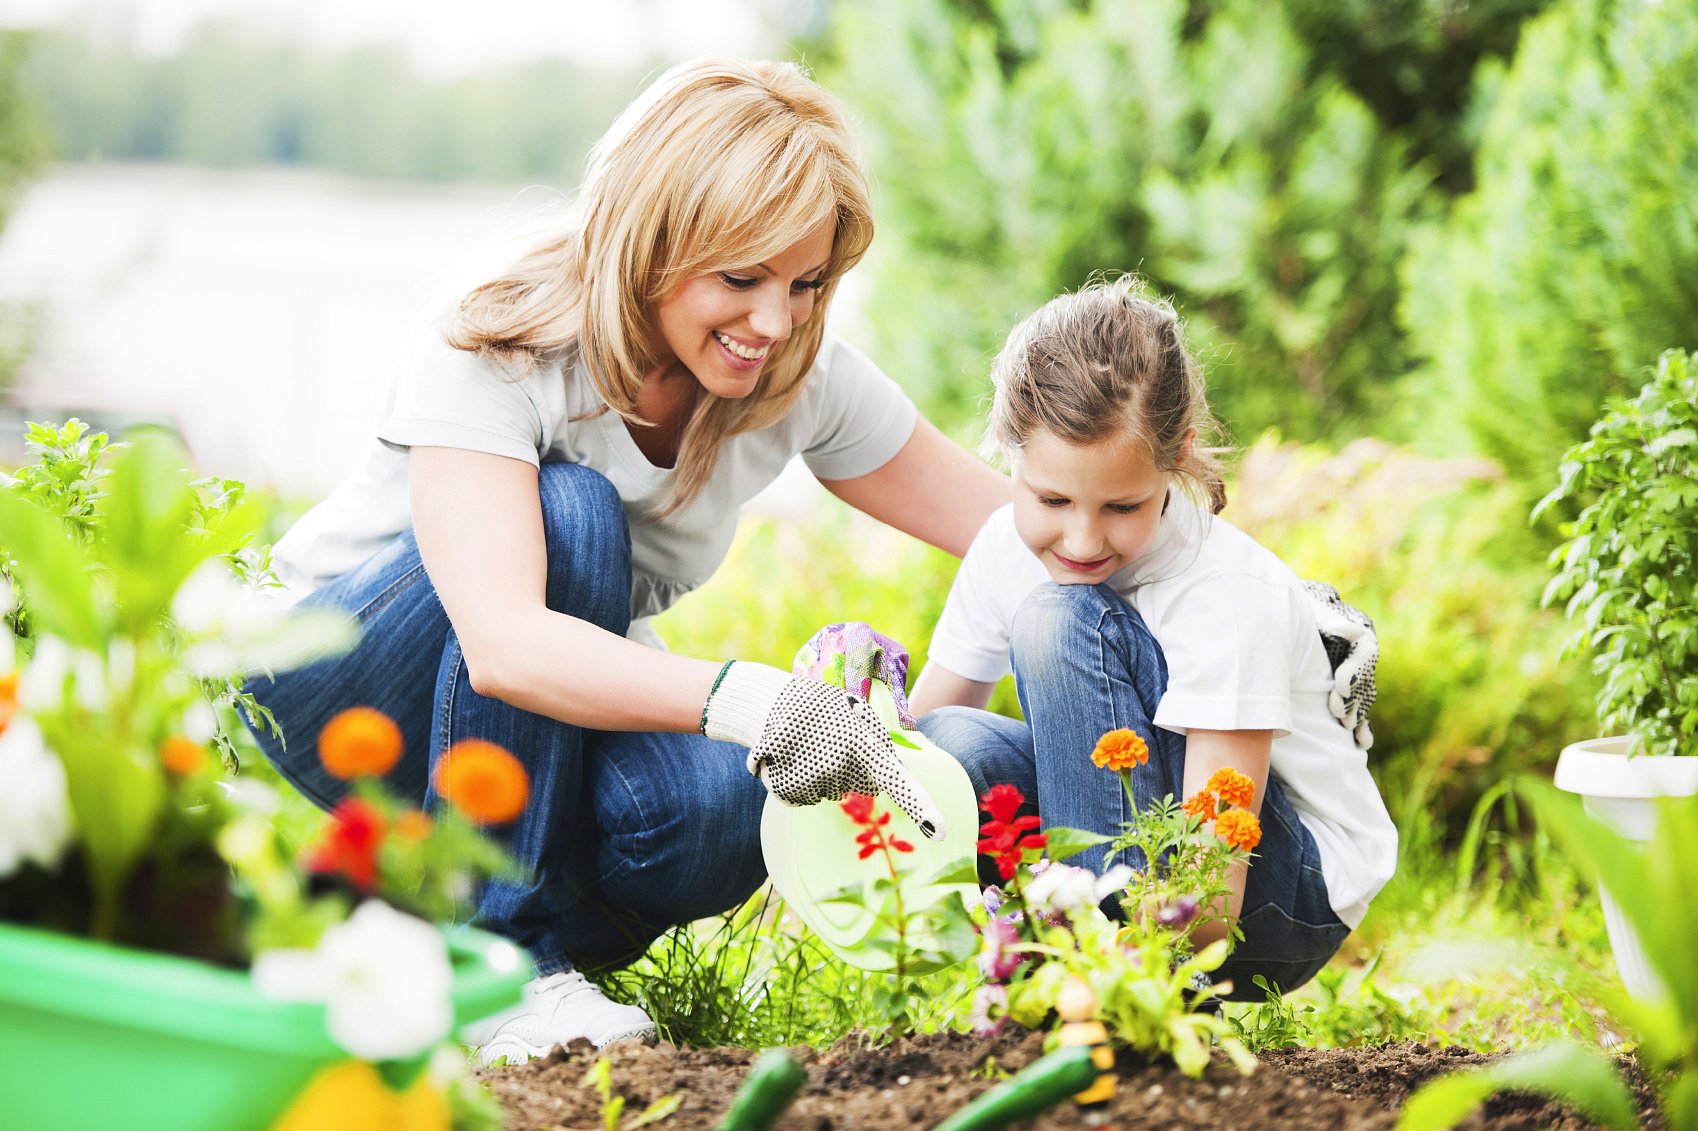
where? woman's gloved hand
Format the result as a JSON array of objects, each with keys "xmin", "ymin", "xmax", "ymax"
[
  {"xmin": 700, "ymin": 660, "xmax": 946, "ymax": 838},
  {"xmin": 1301, "ymin": 581, "xmax": 1377, "ymax": 750},
  {"xmin": 793, "ymin": 621, "xmax": 917, "ymax": 728}
]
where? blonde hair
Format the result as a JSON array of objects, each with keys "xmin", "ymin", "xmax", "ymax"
[
  {"xmin": 446, "ymin": 57, "xmax": 874, "ymax": 517},
  {"xmin": 986, "ymin": 276, "xmax": 1228, "ymax": 513}
]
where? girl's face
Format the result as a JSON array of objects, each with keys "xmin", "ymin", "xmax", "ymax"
[
  {"xmin": 1010, "ymin": 428, "xmax": 1178, "ymax": 586},
  {"xmin": 651, "ymin": 218, "xmax": 836, "ymax": 399}
]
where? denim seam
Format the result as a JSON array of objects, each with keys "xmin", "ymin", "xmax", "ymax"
[{"xmin": 354, "ymin": 562, "xmax": 431, "ymax": 626}]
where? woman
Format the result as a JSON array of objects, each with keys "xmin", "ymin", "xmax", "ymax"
[{"xmin": 249, "ymin": 57, "xmax": 1008, "ymax": 1061}]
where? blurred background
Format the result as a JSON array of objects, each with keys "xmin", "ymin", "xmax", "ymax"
[{"xmin": 0, "ymin": 0, "xmax": 1694, "ymax": 958}]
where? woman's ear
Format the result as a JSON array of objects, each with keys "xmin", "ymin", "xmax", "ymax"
[{"xmin": 1178, "ymin": 427, "xmax": 1198, "ymax": 465}]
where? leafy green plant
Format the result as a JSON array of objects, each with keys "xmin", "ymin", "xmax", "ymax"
[
  {"xmin": 580, "ymin": 1056, "xmax": 680, "ymax": 1131},
  {"xmin": 820, "ymin": 792, "xmax": 978, "ymax": 1032},
  {"xmin": 1535, "ymin": 348, "xmax": 1698, "ymax": 758},
  {"xmin": 968, "ymin": 772, "xmax": 1255, "ymax": 1078},
  {"xmin": 1397, "ymin": 779, "xmax": 1698, "ymax": 1130}
]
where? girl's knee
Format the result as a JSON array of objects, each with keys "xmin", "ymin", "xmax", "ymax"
[
  {"xmin": 919, "ymin": 706, "xmax": 1034, "ymax": 798},
  {"xmin": 535, "ymin": 463, "xmax": 632, "ymax": 631}
]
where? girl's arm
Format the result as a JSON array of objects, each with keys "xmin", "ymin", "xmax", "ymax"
[
  {"xmin": 1180, "ymin": 728, "xmax": 1275, "ymax": 947},
  {"xmin": 909, "ymin": 662, "xmax": 996, "ymax": 717},
  {"xmin": 820, "ymin": 417, "xmax": 1010, "ymax": 558},
  {"xmin": 410, "ymin": 445, "xmax": 720, "ymax": 732}
]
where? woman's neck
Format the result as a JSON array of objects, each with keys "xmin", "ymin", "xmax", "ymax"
[{"xmin": 626, "ymin": 363, "xmax": 700, "ymax": 469}]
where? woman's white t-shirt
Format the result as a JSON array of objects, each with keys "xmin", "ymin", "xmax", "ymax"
[
  {"xmin": 925, "ymin": 499, "xmax": 1397, "ymax": 928},
  {"xmin": 271, "ymin": 332, "xmax": 918, "ymax": 639}
]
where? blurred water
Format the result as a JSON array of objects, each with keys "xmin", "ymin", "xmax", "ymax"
[
  {"xmin": 0, "ymin": 163, "xmax": 846, "ymax": 517},
  {"xmin": 0, "ymin": 164, "xmax": 571, "ymax": 497}
]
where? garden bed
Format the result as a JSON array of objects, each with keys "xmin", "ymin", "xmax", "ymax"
[{"xmin": 481, "ymin": 1027, "xmax": 1646, "ymax": 1130}]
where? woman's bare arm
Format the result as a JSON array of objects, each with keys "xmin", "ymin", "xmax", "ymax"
[
  {"xmin": 820, "ymin": 417, "xmax": 1010, "ymax": 557},
  {"xmin": 409, "ymin": 445, "xmax": 719, "ymax": 732}
]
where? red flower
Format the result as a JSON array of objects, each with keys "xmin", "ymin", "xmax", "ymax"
[
  {"xmin": 841, "ymin": 792, "xmax": 915, "ymax": 861},
  {"xmin": 976, "ymin": 784, "xmax": 1047, "ymax": 881},
  {"xmin": 308, "ymin": 797, "xmax": 386, "ymax": 891}
]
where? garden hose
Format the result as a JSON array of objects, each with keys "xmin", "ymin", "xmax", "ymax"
[
  {"xmin": 930, "ymin": 1046, "xmax": 1102, "ymax": 1131},
  {"xmin": 712, "ymin": 1048, "xmax": 807, "ymax": 1131}
]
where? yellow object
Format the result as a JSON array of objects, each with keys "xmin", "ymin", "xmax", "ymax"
[
  {"xmin": 1054, "ymin": 977, "xmax": 1117, "ymax": 1105},
  {"xmin": 269, "ymin": 1061, "xmax": 450, "ymax": 1131}
]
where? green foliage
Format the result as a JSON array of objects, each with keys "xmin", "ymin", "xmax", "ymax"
[
  {"xmin": 0, "ymin": 30, "xmax": 50, "ymax": 228},
  {"xmin": 1227, "ymin": 958, "xmax": 1429, "ymax": 1052},
  {"xmin": 1398, "ymin": 780, "xmax": 1698, "ymax": 1131},
  {"xmin": 580, "ymin": 1056, "xmax": 680, "ymax": 1131},
  {"xmin": 822, "ymin": 0, "xmax": 1476, "ymax": 441},
  {"xmin": 1398, "ymin": 1039, "xmax": 1639, "ymax": 1131},
  {"xmin": 1535, "ymin": 349, "xmax": 1698, "ymax": 757},
  {"xmin": 1229, "ymin": 436, "xmax": 1597, "ymax": 830},
  {"xmin": 1403, "ymin": 0, "xmax": 1698, "ymax": 487},
  {"xmin": 23, "ymin": 24, "xmax": 645, "ymax": 183}
]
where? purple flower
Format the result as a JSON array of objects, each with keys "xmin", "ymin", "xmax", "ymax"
[
  {"xmin": 980, "ymin": 885, "xmax": 1005, "ymax": 917},
  {"xmin": 978, "ymin": 915, "xmax": 1024, "ymax": 982},
  {"xmin": 1156, "ymin": 894, "xmax": 1200, "ymax": 930}
]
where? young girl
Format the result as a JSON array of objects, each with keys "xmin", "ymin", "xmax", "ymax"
[
  {"xmin": 910, "ymin": 278, "xmax": 1396, "ymax": 996},
  {"xmin": 251, "ymin": 57, "xmax": 1006, "ymax": 1061}
]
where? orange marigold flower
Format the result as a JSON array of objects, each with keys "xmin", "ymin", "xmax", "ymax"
[
  {"xmin": 394, "ymin": 810, "xmax": 434, "ymax": 842},
  {"xmin": 1205, "ymin": 767, "xmax": 1255, "ymax": 810},
  {"xmin": 1214, "ymin": 808, "xmax": 1262, "ymax": 852},
  {"xmin": 160, "ymin": 735, "xmax": 206, "ymax": 776},
  {"xmin": 319, "ymin": 707, "xmax": 403, "ymax": 780},
  {"xmin": 1181, "ymin": 790, "xmax": 1218, "ymax": 821},
  {"xmin": 0, "ymin": 669, "xmax": 18, "ymax": 735},
  {"xmin": 433, "ymin": 739, "xmax": 529, "ymax": 825},
  {"xmin": 1090, "ymin": 728, "xmax": 1149, "ymax": 772}
]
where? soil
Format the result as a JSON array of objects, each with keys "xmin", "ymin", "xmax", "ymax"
[{"xmin": 480, "ymin": 1028, "xmax": 1659, "ymax": 1130}]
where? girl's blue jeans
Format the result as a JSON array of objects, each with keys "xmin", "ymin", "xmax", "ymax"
[
  {"xmin": 919, "ymin": 581, "xmax": 1350, "ymax": 999},
  {"xmin": 246, "ymin": 463, "xmax": 769, "ymax": 975}
]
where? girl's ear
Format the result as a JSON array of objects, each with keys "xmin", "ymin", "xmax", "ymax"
[{"xmin": 1178, "ymin": 427, "xmax": 1198, "ymax": 466}]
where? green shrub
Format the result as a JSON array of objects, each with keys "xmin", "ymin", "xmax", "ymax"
[
  {"xmin": 822, "ymin": 0, "xmax": 1433, "ymax": 441},
  {"xmin": 1402, "ymin": 0, "xmax": 1698, "ymax": 488},
  {"xmin": 1535, "ymin": 348, "xmax": 1698, "ymax": 758}
]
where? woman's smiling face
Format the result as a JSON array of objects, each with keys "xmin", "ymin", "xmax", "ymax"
[
  {"xmin": 1011, "ymin": 427, "xmax": 1177, "ymax": 586},
  {"xmin": 651, "ymin": 218, "xmax": 836, "ymax": 399}
]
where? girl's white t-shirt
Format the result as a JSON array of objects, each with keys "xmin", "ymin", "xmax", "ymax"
[
  {"xmin": 271, "ymin": 331, "xmax": 918, "ymax": 639},
  {"xmin": 925, "ymin": 499, "xmax": 1397, "ymax": 928}
]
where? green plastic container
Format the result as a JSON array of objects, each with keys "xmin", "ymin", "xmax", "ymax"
[{"xmin": 0, "ymin": 919, "xmax": 528, "ymax": 1131}]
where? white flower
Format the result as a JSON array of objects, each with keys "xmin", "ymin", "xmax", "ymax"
[
  {"xmin": 173, "ymin": 561, "xmax": 356, "ymax": 677},
  {"xmin": 21, "ymin": 635, "xmax": 109, "ymax": 711},
  {"xmin": 252, "ymin": 900, "xmax": 453, "ymax": 1060},
  {"xmin": 1024, "ymin": 862, "xmax": 1135, "ymax": 914},
  {"xmin": 0, "ymin": 717, "xmax": 75, "ymax": 877}
]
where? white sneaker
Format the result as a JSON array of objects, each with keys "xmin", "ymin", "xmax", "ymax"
[{"xmin": 462, "ymin": 970, "xmax": 658, "ymax": 1065}]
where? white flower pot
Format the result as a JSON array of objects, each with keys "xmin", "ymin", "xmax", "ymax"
[{"xmin": 1553, "ymin": 736, "xmax": 1698, "ymax": 1000}]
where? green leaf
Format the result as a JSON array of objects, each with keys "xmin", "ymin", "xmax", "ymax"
[
  {"xmin": 1041, "ymin": 826, "xmax": 1112, "ymax": 863},
  {"xmin": 1395, "ymin": 1041, "xmax": 1637, "ymax": 1131},
  {"xmin": 926, "ymin": 857, "xmax": 981, "ymax": 886},
  {"xmin": 0, "ymin": 492, "xmax": 106, "ymax": 647}
]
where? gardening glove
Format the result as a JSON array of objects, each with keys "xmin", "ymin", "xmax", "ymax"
[
  {"xmin": 701, "ymin": 660, "xmax": 946, "ymax": 839},
  {"xmin": 791, "ymin": 621, "xmax": 917, "ymax": 729},
  {"xmin": 1301, "ymin": 580, "xmax": 1377, "ymax": 751}
]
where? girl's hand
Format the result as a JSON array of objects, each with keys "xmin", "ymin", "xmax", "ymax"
[
  {"xmin": 701, "ymin": 661, "xmax": 946, "ymax": 838},
  {"xmin": 1301, "ymin": 580, "xmax": 1377, "ymax": 750}
]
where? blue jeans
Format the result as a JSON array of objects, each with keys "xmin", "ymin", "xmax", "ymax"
[
  {"xmin": 247, "ymin": 463, "xmax": 769, "ymax": 974},
  {"xmin": 919, "ymin": 582, "xmax": 1349, "ymax": 999}
]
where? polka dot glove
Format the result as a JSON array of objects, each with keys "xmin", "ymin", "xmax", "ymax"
[
  {"xmin": 1301, "ymin": 580, "xmax": 1377, "ymax": 751},
  {"xmin": 701, "ymin": 660, "xmax": 945, "ymax": 839}
]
